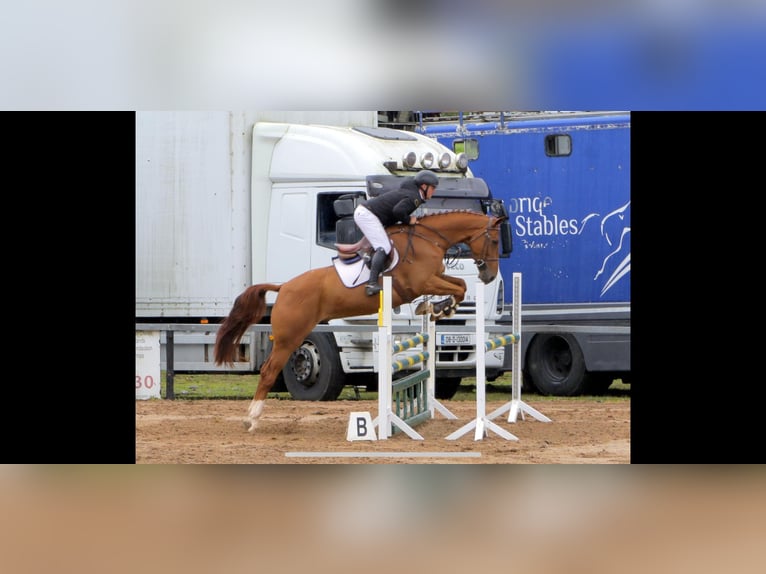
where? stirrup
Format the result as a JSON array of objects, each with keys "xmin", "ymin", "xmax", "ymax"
[{"xmin": 365, "ymin": 283, "xmax": 382, "ymax": 296}]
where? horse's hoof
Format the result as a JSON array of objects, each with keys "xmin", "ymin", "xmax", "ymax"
[
  {"xmin": 243, "ymin": 420, "xmax": 253, "ymax": 432},
  {"xmin": 414, "ymin": 302, "xmax": 431, "ymax": 315}
]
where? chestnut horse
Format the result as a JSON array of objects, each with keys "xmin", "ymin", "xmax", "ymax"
[{"xmin": 215, "ymin": 210, "xmax": 506, "ymax": 432}]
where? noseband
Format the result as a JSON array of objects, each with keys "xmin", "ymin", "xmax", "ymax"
[{"xmin": 467, "ymin": 218, "xmax": 502, "ymax": 272}]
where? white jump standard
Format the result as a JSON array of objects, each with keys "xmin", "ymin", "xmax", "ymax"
[
  {"xmin": 373, "ymin": 276, "xmax": 457, "ymax": 440},
  {"xmin": 446, "ymin": 272, "xmax": 551, "ymax": 441}
]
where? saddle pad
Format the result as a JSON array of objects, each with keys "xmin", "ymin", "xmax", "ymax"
[{"xmin": 332, "ymin": 249, "xmax": 400, "ymax": 288}]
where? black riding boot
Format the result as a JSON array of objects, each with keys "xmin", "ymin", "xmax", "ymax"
[{"xmin": 365, "ymin": 248, "xmax": 387, "ymax": 296}]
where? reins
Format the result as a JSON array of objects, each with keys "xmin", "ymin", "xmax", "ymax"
[{"xmin": 390, "ymin": 213, "xmax": 501, "ymax": 269}]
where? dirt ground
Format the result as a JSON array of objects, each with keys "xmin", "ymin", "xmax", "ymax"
[{"xmin": 136, "ymin": 396, "xmax": 630, "ymax": 463}]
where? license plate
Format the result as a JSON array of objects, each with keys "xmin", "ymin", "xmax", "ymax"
[{"xmin": 439, "ymin": 334, "xmax": 474, "ymax": 346}]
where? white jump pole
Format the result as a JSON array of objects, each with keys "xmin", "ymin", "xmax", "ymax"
[{"xmin": 486, "ymin": 272, "xmax": 551, "ymax": 424}]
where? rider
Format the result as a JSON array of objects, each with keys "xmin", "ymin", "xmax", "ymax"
[{"xmin": 353, "ymin": 169, "xmax": 439, "ymax": 296}]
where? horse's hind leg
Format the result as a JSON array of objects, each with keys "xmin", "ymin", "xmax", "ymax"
[{"xmin": 244, "ymin": 345, "xmax": 292, "ymax": 432}]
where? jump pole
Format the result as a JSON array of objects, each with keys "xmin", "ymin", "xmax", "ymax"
[{"xmin": 486, "ymin": 273, "xmax": 551, "ymax": 424}]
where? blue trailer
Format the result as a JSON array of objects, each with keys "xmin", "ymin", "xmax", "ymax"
[{"xmin": 419, "ymin": 111, "xmax": 630, "ymax": 395}]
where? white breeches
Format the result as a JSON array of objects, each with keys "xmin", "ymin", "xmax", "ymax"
[{"xmin": 353, "ymin": 205, "xmax": 391, "ymax": 254}]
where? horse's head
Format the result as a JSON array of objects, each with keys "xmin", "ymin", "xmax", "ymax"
[
  {"xmin": 413, "ymin": 210, "xmax": 511, "ymax": 284},
  {"xmin": 457, "ymin": 213, "xmax": 509, "ymax": 284}
]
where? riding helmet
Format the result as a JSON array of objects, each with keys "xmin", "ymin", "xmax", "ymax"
[{"xmin": 414, "ymin": 170, "xmax": 439, "ymax": 187}]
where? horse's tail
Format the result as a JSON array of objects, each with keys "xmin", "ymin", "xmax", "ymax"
[{"xmin": 214, "ymin": 283, "xmax": 282, "ymax": 366}]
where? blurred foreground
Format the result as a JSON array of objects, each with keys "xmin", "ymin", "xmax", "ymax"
[
  {"xmin": 2, "ymin": 1, "xmax": 765, "ymax": 109},
  {"xmin": 1, "ymin": 466, "xmax": 763, "ymax": 573}
]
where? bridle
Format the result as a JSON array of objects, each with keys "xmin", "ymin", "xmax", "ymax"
[
  {"xmin": 398, "ymin": 214, "xmax": 503, "ymax": 271},
  {"xmin": 465, "ymin": 217, "xmax": 503, "ymax": 272}
]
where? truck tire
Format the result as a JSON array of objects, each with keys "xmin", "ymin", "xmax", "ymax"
[
  {"xmin": 282, "ymin": 332, "xmax": 347, "ymax": 401},
  {"xmin": 526, "ymin": 333, "xmax": 588, "ymax": 396},
  {"xmin": 271, "ymin": 372, "xmax": 287, "ymax": 393},
  {"xmin": 435, "ymin": 376, "xmax": 462, "ymax": 399},
  {"xmin": 521, "ymin": 371, "xmax": 535, "ymax": 394}
]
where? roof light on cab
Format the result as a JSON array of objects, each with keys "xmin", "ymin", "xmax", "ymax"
[{"xmin": 455, "ymin": 152, "xmax": 469, "ymax": 172}]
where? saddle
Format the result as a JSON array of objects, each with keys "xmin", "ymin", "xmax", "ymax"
[
  {"xmin": 334, "ymin": 237, "xmax": 396, "ymax": 269},
  {"xmin": 332, "ymin": 238, "xmax": 399, "ymax": 289},
  {"xmin": 334, "ymin": 236, "xmax": 372, "ymax": 261}
]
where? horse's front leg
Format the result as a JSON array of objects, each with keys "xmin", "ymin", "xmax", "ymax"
[{"xmin": 413, "ymin": 274, "xmax": 467, "ymax": 317}]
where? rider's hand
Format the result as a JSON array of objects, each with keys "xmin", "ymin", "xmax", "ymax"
[{"xmin": 409, "ymin": 216, "xmax": 418, "ymax": 225}]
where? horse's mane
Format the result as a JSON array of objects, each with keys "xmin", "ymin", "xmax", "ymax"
[{"xmin": 418, "ymin": 209, "xmax": 486, "ymax": 220}]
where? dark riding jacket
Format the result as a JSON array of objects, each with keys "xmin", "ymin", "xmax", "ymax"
[{"xmin": 361, "ymin": 178, "xmax": 424, "ymax": 227}]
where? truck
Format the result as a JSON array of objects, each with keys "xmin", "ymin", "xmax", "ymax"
[
  {"xmin": 136, "ymin": 112, "xmax": 511, "ymax": 401},
  {"xmin": 417, "ymin": 111, "xmax": 630, "ymax": 396}
]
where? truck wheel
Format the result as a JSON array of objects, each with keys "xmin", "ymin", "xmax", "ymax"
[
  {"xmin": 271, "ymin": 372, "xmax": 287, "ymax": 393},
  {"xmin": 521, "ymin": 371, "xmax": 535, "ymax": 394},
  {"xmin": 435, "ymin": 376, "xmax": 462, "ymax": 399},
  {"xmin": 527, "ymin": 333, "xmax": 588, "ymax": 396},
  {"xmin": 283, "ymin": 333, "xmax": 347, "ymax": 401}
]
